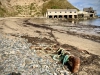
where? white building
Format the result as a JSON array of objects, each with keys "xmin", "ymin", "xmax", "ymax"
[
  {"xmin": 78, "ymin": 11, "xmax": 89, "ymax": 19},
  {"xmin": 83, "ymin": 7, "xmax": 96, "ymax": 18},
  {"xmin": 46, "ymin": 9, "xmax": 78, "ymax": 19}
]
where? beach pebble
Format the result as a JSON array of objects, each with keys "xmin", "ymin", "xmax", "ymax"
[{"xmin": 0, "ymin": 33, "xmax": 70, "ymax": 75}]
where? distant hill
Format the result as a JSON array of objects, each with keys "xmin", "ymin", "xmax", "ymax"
[
  {"xmin": 42, "ymin": 0, "xmax": 79, "ymax": 15},
  {"xmin": 0, "ymin": 0, "xmax": 78, "ymax": 17}
]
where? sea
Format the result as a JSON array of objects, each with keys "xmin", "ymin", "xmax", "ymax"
[{"xmin": 79, "ymin": 18, "xmax": 100, "ymax": 26}]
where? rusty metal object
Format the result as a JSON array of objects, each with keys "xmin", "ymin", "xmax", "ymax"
[{"xmin": 69, "ymin": 56, "xmax": 80, "ymax": 73}]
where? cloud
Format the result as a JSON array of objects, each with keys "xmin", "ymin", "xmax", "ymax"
[{"xmin": 68, "ymin": 0, "xmax": 100, "ymax": 14}]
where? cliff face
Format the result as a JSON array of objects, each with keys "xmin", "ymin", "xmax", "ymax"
[
  {"xmin": 0, "ymin": 0, "xmax": 11, "ymax": 17},
  {"xmin": 0, "ymin": 0, "xmax": 78, "ymax": 17},
  {"xmin": 0, "ymin": 0, "xmax": 45, "ymax": 17}
]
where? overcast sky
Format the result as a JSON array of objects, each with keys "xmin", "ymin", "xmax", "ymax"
[{"xmin": 68, "ymin": 0, "xmax": 100, "ymax": 15}]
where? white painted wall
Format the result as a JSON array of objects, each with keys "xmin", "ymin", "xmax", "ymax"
[
  {"xmin": 46, "ymin": 9, "xmax": 78, "ymax": 16},
  {"xmin": 47, "ymin": 11, "xmax": 77, "ymax": 15}
]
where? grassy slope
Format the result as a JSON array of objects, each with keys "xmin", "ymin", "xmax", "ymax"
[
  {"xmin": 0, "ymin": 5, "xmax": 7, "ymax": 17},
  {"xmin": 0, "ymin": 0, "xmax": 79, "ymax": 17},
  {"xmin": 0, "ymin": 1, "xmax": 10, "ymax": 17},
  {"xmin": 0, "ymin": 6, "xmax": 17, "ymax": 17},
  {"xmin": 42, "ymin": 0, "xmax": 79, "ymax": 14}
]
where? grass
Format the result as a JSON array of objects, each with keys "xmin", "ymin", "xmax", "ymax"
[
  {"xmin": 15, "ymin": 3, "xmax": 36, "ymax": 15},
  {"xmin": 0, "ymin": 6, "xmax": 7, "ymax": 17},
  {"xmin": 42, "ymin": 0, "xmax": 79, "ymax": 15}
]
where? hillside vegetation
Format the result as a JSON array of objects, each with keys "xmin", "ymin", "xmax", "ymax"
[
  {"xmin": 0, "ymin": 7, "xmax": 6, "ymax": 17},
  {"xmin": 0, "ymin": 0, "xmax": 78, "ymax": 17},
  {"xmin": 42, "ymin": 0, "xmax": 79, "ymax": 14},
  {"xmin": 0, "ymin": 1, "xmax": 17, "ymax": 17},
  {"xmin": 0, "ymin": 1, "xmax": 7, "ymax": 17}
]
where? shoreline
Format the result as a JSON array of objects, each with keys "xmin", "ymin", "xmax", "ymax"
[
  {"xmin": 0, "ymin": 17, "xmax": 100, "ymax": 55},
  {"xmin": 29, "ymin": 18, "xmax": 100, "ymax": 37}
]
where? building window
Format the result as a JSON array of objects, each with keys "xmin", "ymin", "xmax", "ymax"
[
  {"xmin": 65, "ymin": 12, "xmax": 67, "ymax": 13},
  {"xmin": 70, "ymin": 11, "xmax": 72, "ymax": 13},
  {"xmin": 74, "ymin": 12, "xmax": 76, "ymax": 13},
  {"xmin": 60, "ymin": 12, "xmax": 61, "ymax": 13},
  {"xmin": 55, "ymin": 12, "xmax": 57, "ymax": 13},
  {"xmin": 50, "ymin": 12, "xmax": 51, "ymax": 13}
]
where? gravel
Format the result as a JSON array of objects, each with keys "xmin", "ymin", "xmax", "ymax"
[{"xmin": 0, "ymin": 33, "xmax": 70, "ymax": 75}]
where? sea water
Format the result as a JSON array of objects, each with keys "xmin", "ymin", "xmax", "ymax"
[{"xmin": 79, "ymin": 18, "xmax": 100, "ymax": 26}]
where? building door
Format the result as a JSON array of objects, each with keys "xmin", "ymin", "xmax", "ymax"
[
  {"xmin": 64, "ymin": 15, "xmax": 67, "ymax": 18},
  {"xmin": 49, "ymin": 15, "xmax": 52, "ymax": 18}
]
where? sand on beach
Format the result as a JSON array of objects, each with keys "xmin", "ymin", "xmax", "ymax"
[{"xmin": 0, "ymin": 17, "xmax": 100, "ymax": 55}]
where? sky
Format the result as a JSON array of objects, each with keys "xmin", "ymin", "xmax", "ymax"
[{"xmin": 68, "ymin": 0, "xmax": 100, "ymax": 15}]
